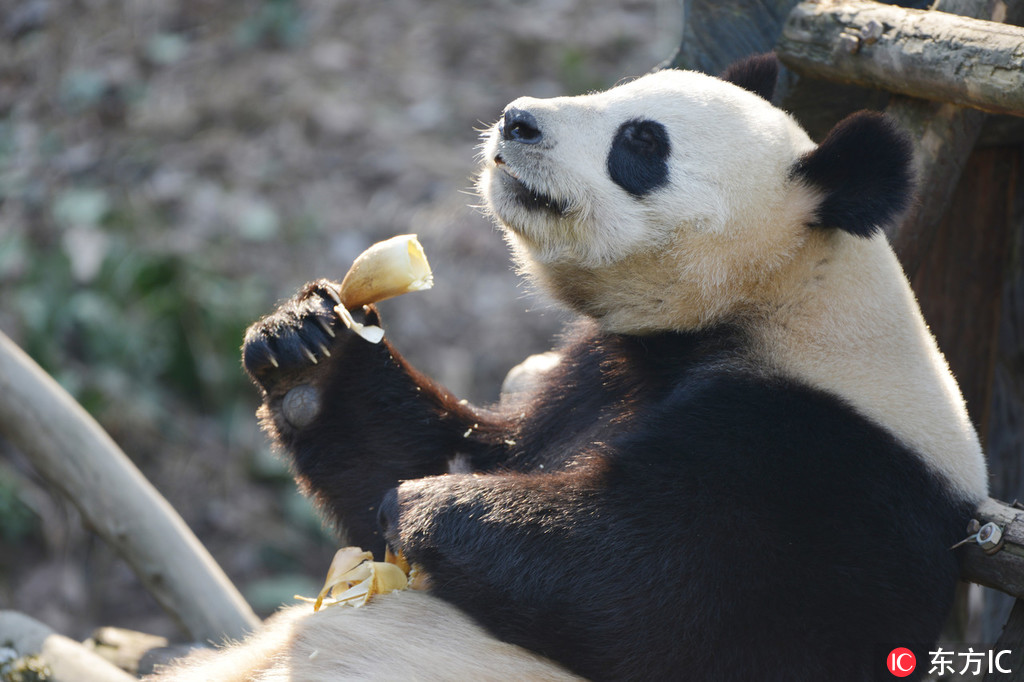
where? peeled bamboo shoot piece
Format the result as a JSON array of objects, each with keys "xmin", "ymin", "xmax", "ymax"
[
  {"xmin": 312, "ymin": 547, "xmax": 372, "ymax": 611},
  {"xmin": 308, "ymin": 546, "xmax": 409, "ymax": 611},
  {"xmin": 327, "ymin": 561, "xmax": 409, "ymax": 608},
  {"xmin": 333, "ymin": 234, "xmax": 433, "ymax": 343},
  {"xmin": 339, "ymin": 234, "xmax": 433, "ymax": 309}
]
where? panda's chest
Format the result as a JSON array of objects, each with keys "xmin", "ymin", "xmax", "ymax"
[
  {"xmin": 506, "ymin": 325, "xmax": 745, "ymax": 472},
  {"xmin": 510, "ymin": 390, "xmax": 643, "ymax": 472}
]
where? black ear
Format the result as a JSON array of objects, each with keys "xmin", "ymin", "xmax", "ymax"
[
  {"xmin": 791, "ymin": 111, "xmax": 914, "ymax": 237},
  {"xmin": 719, "ymin": 54, "xmax": 779, "ymax": 102}
]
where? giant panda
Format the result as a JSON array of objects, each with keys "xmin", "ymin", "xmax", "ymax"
[{"xmin": 152, "ymin": 55, "xmax": 988, "ymax": 682}]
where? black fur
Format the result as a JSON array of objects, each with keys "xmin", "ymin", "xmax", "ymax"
[
  {"xmin": 792, "ymin": 111, "xmax": 915, "ymax": 237},
  {"xmin": 242, "ymin": 281, "xmax": 509, "ymax": 553},
  {"xmin": 243, "ymin": 301, "xmax": 970, "ymax": 681},
  {"xmin": 720, "ymin": 53, "xmax": 779, "ymax": 102},
  {"xmin": 607, "ymin": 119, "xmax": 671, "ymax": 198}
]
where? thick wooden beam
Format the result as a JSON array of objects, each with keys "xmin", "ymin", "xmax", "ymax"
[
  {"xmin": 884, "ymin": 98, "xmax": 988, "ymax": 277},
  {"xmin": 777, "ymin": 0, "xmax": 1024, "ymax": 117},
  {"xmin": 879, "ymin": 0, "xmax": 1021, "ymax": 281},
  {"xmin": 0, "ymin": 331, "xmax": 260, "ymax": 642},
  {"xmin": 961, "ymin": 499, "xmax": 1024, "ymax": 600}
]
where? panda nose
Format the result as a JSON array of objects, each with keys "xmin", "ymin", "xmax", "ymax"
[{"xmin": 501, "ymin": 108, "xmax": 543, "ymax": 144}]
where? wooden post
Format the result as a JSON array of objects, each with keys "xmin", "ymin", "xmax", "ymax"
[
  {"xmin": 983, "ymin": 599, "xmax": 1024, "ymax": 680},
  {"xmin": 979, "ymin": 147, "xmax": 1024, "ymax": 642},
  {"xmin": 0, "ymin": 331, "xmax": 260, "ymax": 642}
]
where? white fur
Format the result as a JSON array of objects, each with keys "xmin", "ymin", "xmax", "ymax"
[
  {"xmin": 480, "ymin": 68, "xmax": 988, "ymax": 502},
  {"xmin": 752, "ymin": 230, "xmax": 987, "ymax": 501},
  {"xmin": 146, "ymin": 592, "xmax": 581, "ymax": 681},
  {"xmin": 479, "ymin": 70, "xmax": 817, "ymax": 269}
]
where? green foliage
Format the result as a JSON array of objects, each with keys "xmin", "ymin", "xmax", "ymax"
[
  {"xmin": 0, "ymin": 472, "xmax": 37, "ymax": 544},
  {"xmin": 283, "ymin": 488, "xmax": 335, "ymax": 542},
  {"xmin": 243, "ymin": 574, "xmax": 320, "ymax": 614},
  {"xmin": 0, "ymin": 648, "xmax": 50, "ymax": 682},
  {"xmin": 17, "ymin": 241, "xmax": 266, "ymax": 417},
  {"xmin": 235, "ymin": 0, "xmax": 306, "ymax": 49},
  {"xmin": 52, "ymin": 188, "xmax": 111, "ymax": 228},
  {"xmin": 59, "ymin": 70, "xmax": 109, "ymax": 112},
  {"xmin": 145, "ymin": 33, "xmax": 190, "ymax": 67},
  {"xmin": 5, "ymin": 182, "xmax": 273, "ymax": 434}
]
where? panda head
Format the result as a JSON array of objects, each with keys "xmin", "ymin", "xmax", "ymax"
[{"xmin": 478, "ymin": 55, "xmax": 914, "ymax": 332}]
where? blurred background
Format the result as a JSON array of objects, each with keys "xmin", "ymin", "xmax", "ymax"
[{"xmin": 0, "ymin": 0, "xmax": 682, "ymax": 640}]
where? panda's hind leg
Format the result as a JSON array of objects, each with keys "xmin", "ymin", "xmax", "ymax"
[
  {"xmin": 144, "ymin": 606, "xmax": 308, "ymax": 681},
  {"xmin": 147, "ymin": 595, "xmax": 582, "ymax": 682}
]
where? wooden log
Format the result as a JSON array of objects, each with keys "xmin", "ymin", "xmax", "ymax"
[
  {"xmin": 961, "ymin": 498, "xmax": 1024, "ymax": 663},
  {"xmin": 86, "ymin": 627, "xmax": 169, "ymax": 675},
  {"xmin": 907, "ymin": 147, "xmax": 1015, "ymax": 426},
  {"xmin": 879, "ymin": 0, "xmax": 1023, "ymax": 281},
  {"xmin": 960, "ymin": 497, "xmax": 1024, "ymax": 662},
  {"xmin": 0, "ymin": 611, "xmax": 136, "ymax": 682},
  {"xmin": 777, "ymin": 0, "xmax": 1024, "ymax": 117},
  {"xmin": 884, "ymin": 97, "xmax": 988, "ymax": 278},
  {"xmin": 960, "ymin": 498, "xmax": 1024, "ymax": 600},
  {"xmin": 983, "ymin": 157, "xmax": 1024, "ymax": 639},
  {"xmin": 0, "ymin": 331, "xmax": 259, "ymax": 642},
  {"xmin": 982, "ymin": 599, "xmax": 1024, "ymax": 680}
]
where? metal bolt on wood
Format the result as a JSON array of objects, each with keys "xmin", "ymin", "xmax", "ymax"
[{"xmin": 979, "ymin": 522, "xmax": 1005, "ymax": 554}]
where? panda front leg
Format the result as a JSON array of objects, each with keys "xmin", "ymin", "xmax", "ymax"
[
  {"xmin": 376, "ymin": 467, "xmax": 645, "ymax": 681},
  {"xmin": 242, "ymin": 279, "xmax": 511, "ymax": 555}
]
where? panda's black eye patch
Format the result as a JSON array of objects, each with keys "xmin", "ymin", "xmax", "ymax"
[{"xmin": 607, "ymin": 119, "xmax": 670, "ymax": 198}]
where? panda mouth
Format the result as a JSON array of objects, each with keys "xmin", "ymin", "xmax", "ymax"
[{"xmin": 494, "ymin": 157, "xmax": 568, "ymax": 216}]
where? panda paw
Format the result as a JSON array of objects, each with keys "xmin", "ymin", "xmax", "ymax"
[{"xmin": 242, "ymin": 279, "xmax": 378, "ymax": 393}]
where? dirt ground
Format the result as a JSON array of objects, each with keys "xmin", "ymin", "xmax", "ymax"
[{"xmin": 0, "ymin": 0, "xmax": 682, "ymax": 645}]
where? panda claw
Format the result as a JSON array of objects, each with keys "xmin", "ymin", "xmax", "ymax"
[
  {"xmin": 268, "ymin": 353, "xmax": 280, "ymax": 369},
  {"xmin": 318, "ymin": 318, "xmax": 337, "ymax": 338},
  {"xmin": 323, "ymin": 285, "xmax": 343, "ymax": 306},
  {"xmin": 303, "ymin": 347, "xmax": 319, "ymax": 365},
  {"xmin": 319, "ymin": 343, "xmax": 331, "ymax": 358}
]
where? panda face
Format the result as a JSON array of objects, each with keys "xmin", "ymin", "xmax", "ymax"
[{"xmin": 478, "ymin": 68, "xmax": 821, "ymax": 330}]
